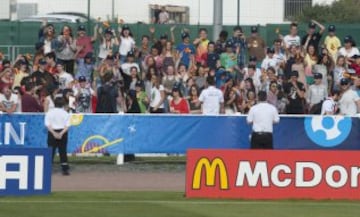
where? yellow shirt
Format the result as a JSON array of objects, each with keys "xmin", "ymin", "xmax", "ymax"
[
  {"xmin": 13, "ymin": 70, "xmax": 29, "ymax": 89},
  {"xmin": 324, "ymin": 36, "xmax": 341, "ymax": 59}
]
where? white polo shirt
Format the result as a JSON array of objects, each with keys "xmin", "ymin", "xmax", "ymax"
[
  {"xmin": 321, "ymin": 98, "xmax": 336, "ymax": 115},
  {"xmin": 44, "ymin": 108, "xmax": 71, "ymax": 130},
  {"xmin": 247, "ymin": 102, "xmax": 280, "ymax": 133},
  {"xmin": 339, "ymin": 89, "xmax": 360, "ymax": 115},
  {"xmin": 199, "ymin": 86, "xmax": 224, "ymax": 115}
]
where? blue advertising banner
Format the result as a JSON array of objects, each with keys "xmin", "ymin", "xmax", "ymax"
[
  {"xmin": 0, "ymin": 148, "xmax": 52, "ymax": 196},
  {"xmin": 0, "ymin": 114, "xmax": 359, "ymax": 153}
]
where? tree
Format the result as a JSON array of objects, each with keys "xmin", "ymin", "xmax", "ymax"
[{"xmin": 296, "ymin": 0, "xmax": 360, "ymax": 23}]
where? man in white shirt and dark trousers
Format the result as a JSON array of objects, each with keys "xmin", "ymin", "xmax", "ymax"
[
  {"xmin": 45, "ymin": 96, "xmax": 71, "ymax": 175},
  {"xmin": 247, "ymin": 91, "xmax": 280, "ymax": 149}
]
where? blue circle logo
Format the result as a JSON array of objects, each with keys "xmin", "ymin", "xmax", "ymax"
[{"xmin": 304, "ymin": 116, "xmax": 352, "ymax": 147}]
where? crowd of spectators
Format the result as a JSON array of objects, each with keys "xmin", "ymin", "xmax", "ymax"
[{"xmin": 0, "ymin": 19, "xmax": 359, "ymax": 115}]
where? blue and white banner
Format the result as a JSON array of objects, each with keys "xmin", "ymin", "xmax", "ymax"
[
  {"xmin": 0, "ymin": 114, "xmax": 359, "ymax": 153},
  {"xmin": 0, "ymin": 148, "xmax": 52, "ymax": 196}
]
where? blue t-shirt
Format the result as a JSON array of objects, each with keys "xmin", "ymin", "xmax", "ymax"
[{"xmin": 176, "ymin": 43, "xmax": 195, "ymax": 68}]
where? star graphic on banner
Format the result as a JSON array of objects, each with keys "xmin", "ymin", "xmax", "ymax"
[{"xmin": 128, "ymin": 124, "xmax": 136, "ymax": 133}]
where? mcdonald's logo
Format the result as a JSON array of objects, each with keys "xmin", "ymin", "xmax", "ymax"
[{"xmin": 192, "ymin": 157, "xmax": 229, "ymax": 190}]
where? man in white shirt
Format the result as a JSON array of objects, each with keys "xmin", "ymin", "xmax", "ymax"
[
  {"xmin": 247, "ymin": 91, "xmax": 280, "ymax": 149},
  {"xmin": 308, "ymin": 73, "xmax": 328, "ymax": 111},
  {"xmin": 321, "ymin": 90, "xmax": 341, "ymax": 115},
  {"xmin": 283, "ymin": 23, "xmax": 301, "ymax": 49},
  {"xmin": 338, "ymin": 78, "xmax": 360, "ymax": 115},
  {"xmin": 56, "ymin": 62, "xmax": 74, "ymax": 90},
  {"xmin": 198, "ymin": 76, "xmax": 224, "ymax": 115},
  {"xmin": 44, "ymin": 97, "xmax": 71, "ymax": 175},
  {"xmin": 261, "ymin": 47, "xmax": 278, "ymax": 72},
  {"xmin": 0, "ymin": 85, "xmax": 20, "ymax": 114}
]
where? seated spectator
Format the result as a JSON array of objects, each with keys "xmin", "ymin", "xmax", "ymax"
[
  {"xmin": 283, "ymin": 71, "xmax": 306, "ymax": 114},
  {"xmin": 149, "ymin": 74, "xmax": 165, "ymax": 113},
  {"xmin": 0, "ymin": 67, "xmax": 14, "ymax": 91},
  {"xmin": 169, "ymin": 86, "xmax": 189, "ymax": 114},
  {"xmin": 307, "ymin": 73, "xmax": 328, "ymax": 113},
  {"xmin": 134, "ymin": 80, "xmax": 149, "ymax": 113},
  {"xmin": 0, "ymin": 85, "xmax": 20, "ymax": 113},
  {"xmin": 96, "ymin": 72, "xmax": 119, "ymax": 113},
  {"xmin": 76, "ymin": 52, "xmax": 95, "ymax": 82},
  {"xmin": 73, "ymin": 76, "xmax": 96, "ymax": 113},
  {"xmin": 21, "ymin": 82, "xmax": 43, "ymax": 113},
  {"xmin": 338, "ymin": 78, "xmax": 360, "ymax": 115},
  {"xmin": 187, "ymin": 84, "xmax": 201, "ymax": 114}
]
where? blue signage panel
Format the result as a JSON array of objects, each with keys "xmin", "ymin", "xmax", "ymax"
[
  {"xmin": 0, "ymin": 114, "xmax": 359, "ymax": 153},
  {"xmin": 0, "ymin": 148, "xmax": 52, "ymax": 196}
]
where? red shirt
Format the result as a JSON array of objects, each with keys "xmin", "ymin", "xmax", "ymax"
[
  {"xmin": 76, "ymin": 36, "xmax": 93, "ymax": 59},
  {"xmin": 21, "ymin": 93, "xmax": 43, "ymax": 112},
  {"xmin": 350, "ymin": 63, "xmax": 360, "ymax": 76},
  {"xmin": 170, "ymin": 98, "xmax": 190, "ymax": 114}
]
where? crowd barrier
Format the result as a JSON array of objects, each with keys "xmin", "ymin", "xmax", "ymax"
[{"xmin": 0, "ymin": 114, "xmax": 359, "ymax": 153}]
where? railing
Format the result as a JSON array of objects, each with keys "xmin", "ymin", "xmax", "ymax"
[{"xmin": 0, "ymin": 45, "xmax": 34, "ymax": 61}]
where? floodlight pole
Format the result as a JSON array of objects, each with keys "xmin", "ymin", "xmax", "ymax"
[{"xmin": 213, "ymin": 0, "xmax": 223, "ymax": 41}]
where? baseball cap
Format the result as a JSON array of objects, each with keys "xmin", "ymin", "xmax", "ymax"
[
  {"xmin": 122, "ymin": 24, "xmax": 130, "ymax": 30},
  {"xmin": 313, "ymin": 73, "xmax": 323, "ymax": 79},
  {"xmin": 249, "ymin": 56, "xmax": 257, "ymax": 62},
  {"xmin": 352, "ymin": 54, "xmax": 360, "ymax": 59},
  {"xmin": 267, "ymin": 47, "xmax": 275, "ymax": 54},
  {"xmin": 104, "ymin": 28, "xmax": 112, "ymax": 34},
  {"xmin": 160, "ymin": 34, "xmax": 168, "ymax": 39},
  {"xmin": 181, "ymin": 32, "xmax": 190, "ymax": 39},
  {"xmin": 127, "ymin": 50, "xmax": 135, "ymax": 57},
  {"xmin": 78, "ymin": 25, "xmax": 86, "ymax": 31},
  {"xmin": 78, "ymin": 76, "xmax": 87, "ymax": 82},
  {"xmin": 340, "ymin": 78, "xmax": 350, "ymax": 85},
  {"xmin": 225, "ymin": 40, "xmax": 233, "ymax": 48},
  {"xmin": 39, "ymin": 59, "xmax": 47, "ymax": 65},
  {"xmin": 135, "ymin": 80, "xmax": 143, "ymax": 87},
  {"xmin": 251, "ymin": 26, "xmax": 258, "ymax": 33},
  {"xmin": 344, "ymin": 35, "xmax": 353, "ymax": 43},
  {"xmin": 308, "ymin": 22, "xmax": 316, "ymax": 29},
  {"xmin": 328, "ymin": 25, "xmax": 336, "ymax": 32},
  {"xmin": 84, "ymin": 52, "xmax": 93, "ymax": 59}
]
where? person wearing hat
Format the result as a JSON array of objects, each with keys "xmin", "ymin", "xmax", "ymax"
[
  {"xmin": 307, "ymin": 72, "xmax": 328, "ymax": 113},
  {"xmin": 324, "ymin": 25, "xmax": 341, "ymax": 61},
  {"xmin": 31, "ymin": 58, "xmax": 56, "ymax": 89},
  {"xmin": 75, "ymin": 24, "xmax": 98, "ymax": 61},
  {"xmin": 321, "ymin": 89, "xmax": 341, "ymax": 115},
  {"xmin": 44, "ymin": 96, "xmax": 71, "ymax": 175},
  {"xmin": 76, "ymin": 52, "xmax": 95, "ymax": 82},
  {"xmin": 73, "ymin": 76, "xmax": 95, "ymax": 113},
  {"xmin": 97, "ymin": 27, "xmax": 119, "ymax": 60},
  {"xmin": 338, "ymin": 78, "xmax": 360, "ymax": 115},
  {"xmin": 193, "ymin": 28, "xmax": 210, "ymax": 65},
  {"xmin": 134, "ymin": 80, "xmax": 149, "ymax": 113},
  {"xmin": 121, "ymin": 50, "xmax": 140, "ymax": 76},
  {"xmin": 338, "ymin": 35, "xmax": 360, "ymax": 59},
  {"xmin": 283, "ymin": 70, "xmax": 306, "ymax": 114},
  {"xmin": 348, "ymin": 54, "xmax": 360, "ymax": 77},
  {"xmin": 220, "ymin": 40, "xmax": 238, "ymax": 73},
  {"xmin": 56, "ymin": 61, "xmax": 74, "ymax": 90},
  {"xmin": 227, "ymin": 26, "xmax": 247, "ymax": 68},
  {"xmin": 118, "ymin": 24, "xmax": 135, "ymax": 64},
  {"xmin": 261, "ymin": 47, "xmax": 277, "ymax": 72},
  {"xmin": 176, "ymin": 31, "xmax": 195, "ymax": 69},
  {"xmin": 246, "ymin": 25, "xmax": 266, "ymax": 62},
  {"xmin": 301, "ymin": 20, "xmax": 325, "ymax": 51},
  {"xmin": 170, "ymin": 85, "xmax": 189, "ymax": 114}
]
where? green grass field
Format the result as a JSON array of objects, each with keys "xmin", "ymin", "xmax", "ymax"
[{"xmin": 1, "ymin": 191, "xmax": 359, "ymax": 217}]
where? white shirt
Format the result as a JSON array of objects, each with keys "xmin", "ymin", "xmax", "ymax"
[
  {"xmin": 339, "ymin": 89, "xmax": 360, "ymax": 115},
  {"xmin": 98, "ymin": 38, "xmax": 116, "ymax": 59},
  {"xmin": 119, "ymin": 36, "xmax": 135, "ymax": 56},
  {"xmin": 0, "ymin": 93, "xmax": 20, "ymax": 112},
  {"xmin": 44, "ymin": 108, "xmax": 71, "ymax": 130},
  {"xmin": 247, "ymin": 102, "xmax": 279, "ymax": 133},
  {"xmin": 307, "ymin": 84, "xmax": 328, "ymax": 105},
  {"xmin": 58, "ymin": 72, "xmax": 74, "ymax": 89},
  {"xmin": 284, "ymin": 35, "xmax": 300, "ymax": 48},
  {"xmin": 199, "ymin": 86, "xmax": 224, "ymax": 115},
  {"xmin": 121, "ymin": 62, "xmax": 140, "ymax": 76},
  {"xmin": 338, "ymin": 47, "xmax": 360, "ymax": 58},
  {"xmin": 321, "ymin": 98, "xmax": 336, "ymax": 115},
  {"xmin": 261, "ymin": 56, "xmax": 278, "ymax": 71},
  {"xmin": 150, "ymin": 85, "xmax": 165, "ymax": 108}
]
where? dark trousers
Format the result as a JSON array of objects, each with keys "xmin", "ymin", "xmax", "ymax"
[
  {"xmin": 251, "ymin": 132, "xmax": 273, "ymax": 149},
  {"xmin": 48, "ymin": 130, "xmax": 69, "ymax": 172},
  {"xmin": 150, "ymin": 107, "xmax": 164, "ymax": 113}
]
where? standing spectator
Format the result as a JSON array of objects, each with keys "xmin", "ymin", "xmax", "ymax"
[
  {"xmin": 283, "ymin": 23, "xmax": 300, "ymax": 49},
  {"xmin": 44, "ymin": 97, "xmax": 71, "ymax": 175},
  {"xmin": 56, "ymin": 25, "xmax": 77, "ymax": 76},
  {"xmin": 220, "ymin": 41, "xmax": 238, "ymax": 76},
  {"xmin": 158, "ymin": 6, "xmax": 169, "ymax": 24},
  {"xmin": 304, "ymin": 44, "xmax": 318, "ymax": 85},
  {"xmin": 227, "ymin": 26, "xmax": 247, "ymax": 68},
  {"xmin": 0, "ymin": 85, "xmax": 20, "ymax": 113},
  {"xmin": 118, "ymin": 25, "xmax": 136, "ymax": 64},
  {"xmin": 135, "ymin": 80, "xmax": 149, "ymax": 113},
  {"xmin": 149, "ymin": 74, "xmax": 165, "ymax": 113},
  {"xmin": 176, "ymin": 32, "xmax": 195, "ymax": 69},
  {"xmin": 97, "ymin": 27, "xmax": 119, "ymax": 61},
  {"xmin": 96, "ymin": 73, "xmax": 118, "ymax": 113},
  {"xmin": 21, "ymin": 83, "xmax": 43, "ymax": 112},
  {"xmin": 45, "ymin": 52, "xmax": 58, "ymax": 75},
  {"xmin": 246, "ymin": 26, "xmax": 266, "ymax": 63},
  {"xmin": 193, "ymin": 28, "xmax": 209, "ymax": 65},
  {"xmin": 338, "ymin": 36, "xmax": 359, "ymax": 61},
  {"xmin": 152, "ymin": 4, "xmax": 161, "ymax": 24},
  {"xmin": 198, "ymin": 76, "xmax": 224, "ymax": 115},
  {"xmin": 38, "ymin": 22, "xmax": 58, "ymax": 55},
  {"xmin": 75, "ymin": 24, "xmax": 98, "ymax": 62},
  {"xmin": 187, "ymin": 84, "xmax": 201, "ymax": 114},
  {"xmin": 333, "ymin": 55, "xmax": 347, "ymax": 91},
  {"xmin": 307, "ymin": 73, "xmax": 328, "ymax": 113},
  {"xmin": 73, "ymin": 76, "xmax": 95, "ymax": 113},
  {"xmin": 161, "ymin": 41, "xmax": 177, "ymax": 73},
  {"xmin": 215, "ymin": 30, "xmax": 228, "ymax": 54},
  {"xmin": 56, "ymin": 62, "xmax": 74, "ymax": 90},
  {"xmin": 247, "ymin": 91, "xmax": 280, "ymax": 149},
  {"xmin": 13, "ymin": 60, "xmax": 29, "ymax": 90},
  {"xmin": 76, "ymin": 52, "xmax": 95, "ymax": 82},
  {"xmin": 205, "ymin": 42, "xmax": 220, "ymax": 70},
  {"xmin": 283, "ymin": 71, "xmax": 306, "ymax": 114},
  {"xmin": 301, "ymin": 20, "xmax": 325, "ymax": 52},
  {"xmin": 291, "ymin": 53, "xmax": 306, "ymax": 87},
  {"xmin": 121, "ymin": 51, "xmax": 140, "ymax": 77},
  {"xmin": 324, "ymin": 25, "xmax": 341, "ymax": 62},
  {"xmin": 338, "ymin": 78, "xmax": 360, "ymax": 115},
  {"xmin": 169, "ymin": 86, "xmax": 189, "ymax": 114},
  {"xmin": 31, "ymin": 59, "xmax": 56, "ymax": 89},
  {"xmin": 261, "ymin": 47, "xmax": 277, "ymax": 72}
]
